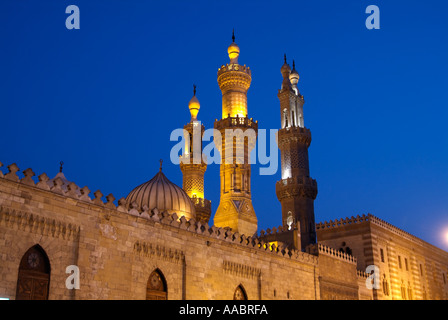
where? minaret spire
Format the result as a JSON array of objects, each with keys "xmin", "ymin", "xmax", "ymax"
[
  {"xmin": 276, "ymin": 57, "xmax": 317, "ymax": 251},
  {"xmin": 180, "ymin": 87, "xmax": 211, "ymax": 224},
  {"xmin": 214, "ymin": 36, "xmax": 258, "ymax": 236},
  {"xmin": 232, "ymin": 29, "xmax": 235, "ymax": 42}
]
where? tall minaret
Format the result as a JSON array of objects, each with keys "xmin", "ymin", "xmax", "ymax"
[
  {"xmin": 180, "ymin": 86, "xmax": 212, "ymax": 224},
  {"xmin": 213, "ymin": 32, "xmax": 258, "ymax": 236},
  {"xmin": 276, "ymin": 56, "xmax": 318, "ymax": 250}
]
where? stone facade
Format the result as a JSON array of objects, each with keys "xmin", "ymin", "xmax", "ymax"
[
  {"xmin": 0, "ymin": 167, "xmax": 358, "ymax": 300},
  {"xmin": 1, "ymin": 36, "xmax": 447, "ymax": 301},
  {"xmin": 317, "ymin": 215, "xmax": 448, "ymax": 300}
]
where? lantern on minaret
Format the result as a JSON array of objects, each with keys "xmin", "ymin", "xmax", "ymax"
[
  {"xmin": 179, "ymin": 85, "xmax": 211, "ymax": 224},
  {"xmin": 213, "ymin": 31, "xmax": 258, "ymax": 236}
]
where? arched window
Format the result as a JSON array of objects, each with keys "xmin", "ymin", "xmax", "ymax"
[
  {"xmin": 233, "ymin": 285, "xmax": 247, "ymax": 300},
  {"xmin": 407, "ymin": 282, "xmax": 413, "ymax": 300},
  {"xmin": 283, "ymin": 109, "xmax": 288, "ymax": 128},
  {"xmin": 400, "ymin": 282, "xmax": 407, "ymax": 300},
  {"xmin": 16, "ymin": 245, "xmax": 51, "ymax": 300},
  {"xmin": 382, "ymin": 275, "xmax": 389, "ymax": 296},
  {"xmin": 146, "ymin": 269, "xmax": 167, "ymax": 300}
]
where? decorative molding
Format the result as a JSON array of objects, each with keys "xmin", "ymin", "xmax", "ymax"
[
  {"xmin": 0, "ymin": 206, "xmax": 80, "ymax": 241},
  {"xmin": 223, "ymin": 260, "xmax": 261, "ymax": 279},
  {"xmin": 133, "ymin": 240, "xmax": 184, "ymax": 264}
]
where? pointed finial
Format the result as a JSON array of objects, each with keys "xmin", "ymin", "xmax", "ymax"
[
  {"xmin": 292, "ymin": 59, "xmax": 296, "ymax": 70},
  {"xmin": 232, "ymin": 29, "xmax": 235, "ymax": 43},
  {"xmin": 159, "ymin": 159, "xmax": 163, "ymax": 172},
  {"xmin": 284, "ymin": 54, "xmax": 287, "ymax": 64},
  {"xmin": 59, "ymin": 161, "xmax": 64, "ymax": 173},
  {"xmin": 193, "ymin": 84, "xmax": 196, "ymax": 96}
]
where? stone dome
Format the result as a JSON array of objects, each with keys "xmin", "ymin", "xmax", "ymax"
[{"xmin": 126, "ymin": 166, "xmax": 196, "ymax": 220}]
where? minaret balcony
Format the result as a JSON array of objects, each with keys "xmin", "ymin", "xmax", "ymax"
[
  {"xmin": 217, "ymin": 63, "xmax": 251, "ymax": 77},
  {"xmin": 190, "ymin": 196, "xmax": 211, "ymax": 210},
  {"xmin": 214, "ymin": 115, "xmax": 258, "ymax": 131},
  {"xmin": 276, "ymin": 176, "xmax": 318, "ymax": 200},
  {"xmin": 277, "ymin": 126, "xmax": 312, "ymax": 147}
]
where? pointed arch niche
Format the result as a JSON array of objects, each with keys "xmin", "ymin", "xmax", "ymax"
[
  {"xmin": 233, "ymin": 284, "xmax": 248, "ymax": 300},
  {"xmin": 146, "ymin": 269, "xmax": 167, "ymax": 300},
  {"xmin": 16, "ymin": 245, "xmax": 51, "ymax": 300}
]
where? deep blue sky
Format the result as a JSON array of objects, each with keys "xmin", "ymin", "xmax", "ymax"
[{"xmin": 1, "ymin": 1, "xmax": 447, "ymax": 250}]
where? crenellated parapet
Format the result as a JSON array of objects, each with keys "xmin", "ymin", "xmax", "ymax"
[
  {"xmin": 0, "ymin": 161, "xmax": 121, "ymax": 209},
  {"xmin": 316, "ymin": 214, "xmax": 435, "ymax": 251},
  {"xmin": 316, "ymin": 214, "xmax": 371, "ymax": 231}
]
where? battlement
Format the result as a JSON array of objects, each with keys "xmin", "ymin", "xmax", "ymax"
[
  {"xmin": 258, "ymin": 225, "xmax": 292, "ymax": 237},
  {"xmin": 0, "ymin": 161, "xmax": 318, "ymax": 266},
  {"xmin": 316, "ymin": 214, "xmax": 371, "ymax": 231},
  {"xmin": 316, "ymin": 213, "xmax": 437, "ymax": 251}
]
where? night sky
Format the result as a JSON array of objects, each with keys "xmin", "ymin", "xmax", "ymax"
[{"xmin": 1, "ymin": 1, "xmax": 447, "ymax": 250}]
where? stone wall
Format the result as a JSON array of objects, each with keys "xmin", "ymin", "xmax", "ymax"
[
  {"xmin": 0, "ymin": 162, "xmax": 343, "ymax": 300},
  {"xmin": 316, "ymin": 214, "xmax": 448, "ymax": 300}
]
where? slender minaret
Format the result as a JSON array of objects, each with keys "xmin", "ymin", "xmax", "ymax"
[
  {"xmin": 180, "ymin": 86, "xmax": 211, "ymax": 224},
  {"xmin": 213, "ymin": 32, "xmax": 258, "ymax": 236},
  {"xmin": 276, "ymin": 56, "xmax": 318, "ymax": 250}
]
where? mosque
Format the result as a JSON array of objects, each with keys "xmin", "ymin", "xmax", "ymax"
[{"xmin": 0, "ymin": 34, "xmax": 447, "ymax": 300}]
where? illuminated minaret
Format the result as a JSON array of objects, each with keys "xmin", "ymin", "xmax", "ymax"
[
  {"xmin": 213, "ymin": 32, "xmax": 258, "ymax": 236},
  {"xmin": 276, "ymin": 56, "xmax": 318, "ymax": 250},
  {"xmin": 180, "ymin": 86, "xmax": 211, "ymax": 224}
]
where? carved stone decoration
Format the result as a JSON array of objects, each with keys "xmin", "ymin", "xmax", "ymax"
[
  {"xmin": 36, "ymin": 173, "xmax": 50, "ymax": 190},
  {"xmin": 99, "ymin": 223, "xmax": 117, "ymax": 240},
  {"xmin": 21, "ymin": 168, "xmax": 36, "ymax": 186},
  {"xmin": 133, "ymin": 240, "xmax": 184, "ymax": 264},
  {"xmin": 0, "ymin": 207, "xmax": 80, "ymax": 241},
  {"xmin": 5, "ymin": 163, "xmax": 20, "ymax": 182},
  {"xmin": 223, "ymin": 260, "xmax": 261, "ymax": 279}
]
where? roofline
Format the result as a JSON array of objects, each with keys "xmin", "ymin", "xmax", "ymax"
[{"xmin": 316, "ymin": 214, "xmax": 448, "ymax": 256}]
